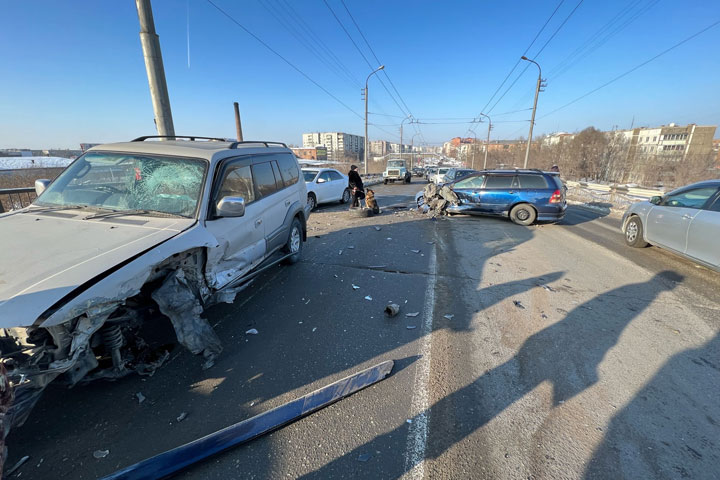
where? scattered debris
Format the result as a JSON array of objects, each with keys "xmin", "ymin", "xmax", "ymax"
[
  {"xmin": 374, "ymin": 226, "xmax": 381, "ymax": 231},
  {"xmin": 513, "ymin": 300, "xmax": 526, "ymax": 309},
  {"xmin": 541, "ymin": 313, "xmax": 548, "ymax": 319},
  {"xmin": 406, "ymin": 419, "xmax": 413, "ymax": 424},
  {"xmin": 6, "ymin": 456, "xmax": 30, "ymax": 476},
  {"xmin": 411, "ymin": 249, "xmax": 421, "ymax": 254},
  {"xmin": 539, "ymin": 284, "xmax": 556, "ymax": 292},
  {"xmin": 418, "ymin": 183, "xmax": 461, "ymax": 217},
  {"xmin": 426, "ymin": 241, "xmax": 435, "ymax": 245},
  {"xmin": 93, "ymin": 450, "xmax": 110, "ymax": 459},
  {"xmin": 352, "ymin": 284, "xmax": 360, "ymax": 290},
  {"xmin": 386, "ymin": 237, "xmax": 392, "ymax": 241},
  {"xmin": 338, "ymin": 250, "xmax": 343, "ymax": 255},
  {"xmin": 347, "ymin": 246, "xmax": 355, "ymax": 249},
  {"xmin": 384, "ymin": 304, "xmax": 400, "ymax": 317},
  {"xmin": 135, "ymin": 392, "xmax": 146, "ymax": 404},
  {"xmin": 406, "ymin": 325, "xmax": 417, "ymax": 330},
  {"xmin": 443, "ymin": 314, "xmax": 454, "ymax": 320},
  {"xmin": 364, "ymin": 296, "xmax": 373, "ymax": 301},
  {"xmin": 305, "ymin": 299, "xmax": 311, "ymax": 305},
  {"xmin": 312, "ymin": 327, "xmax": 317, "ymax": 332},
  {"xmin": 357, "ymin": 453, "xmax": 372, "ymax": 462},
  {"xmin": 176, "ymin": 412, "xmax": 188, "ymax": 422},
  {"xmin": 406, "ymin": 312, "xmax": 420, "ymax": 317},
  {"xmin": 245, "ymin": 328, "xmax": 259, "ymax": 335}
]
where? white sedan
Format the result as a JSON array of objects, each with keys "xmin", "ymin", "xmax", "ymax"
[{"xmin": 302, "ymin": 168, "xmax": 351, "ymax": 210}]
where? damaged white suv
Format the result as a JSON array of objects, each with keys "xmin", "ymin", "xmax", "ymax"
[{"xmin": 0, "ymin": 136, "xmax": 310, "ymax": 429}]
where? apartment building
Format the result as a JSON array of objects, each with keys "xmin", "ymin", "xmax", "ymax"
[
  {"xmin": 302, "ymin": 132, "xmax": 364, "ymax": 161},
  {"xmin": 623, "ymin": 123, "xmax": 716, "ymax": 162}
]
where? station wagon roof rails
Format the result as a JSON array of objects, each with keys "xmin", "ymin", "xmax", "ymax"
[
  {"xmin": 228, "ymin": 140, "xmax": 288, "ymax": 149},
  {"xmin": 132, "ymin": 135, "xmax": 228, "ymax": 142}
]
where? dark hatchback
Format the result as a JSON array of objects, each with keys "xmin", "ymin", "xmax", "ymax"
[{"xmin": 446, "ymin": 169, "xmax": 566, "ymax": 225}]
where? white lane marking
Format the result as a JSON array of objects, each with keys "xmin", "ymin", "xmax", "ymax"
[{"xmin": 403, "ymin": 243, "xmax": 437, "ymax": 479}]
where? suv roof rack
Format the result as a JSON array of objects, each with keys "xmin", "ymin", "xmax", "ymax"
[
  {"xmin": 132, "ymin": 135, "xmax": 228, "ymax": 142},
  {"xmin": 228, "ymin": 141, "xmax": 288, "ymax": 149}
]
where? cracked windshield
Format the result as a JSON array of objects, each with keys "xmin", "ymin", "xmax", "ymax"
[
  {"xmin": 0, "ymin": 1, "xmax": 718, "ymax": 479},
  {"xmin": 37, "ymin": 152, "xmax": 206, "ymax": 217}
]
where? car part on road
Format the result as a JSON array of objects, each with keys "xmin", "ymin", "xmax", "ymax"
[
  {"xmin": 384, "ymin": 304, "xmax": 400, "ymax": 317},
  {"xmin": 99, "ymin": 360, "xmax": 395, "ymax": 480}
]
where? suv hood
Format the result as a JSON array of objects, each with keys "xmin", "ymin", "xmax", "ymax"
[{"xmin": 0, "ymin": 211, "xmax": 195, "ymax": 327}]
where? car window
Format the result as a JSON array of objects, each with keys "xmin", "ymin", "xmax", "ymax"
[
  {"xmin": 218, "ymin": 165, "xmax": 255, "ymax": 203},
  {"xmin": 302, "ymin": 170, "xmax": 318, "ymax": 182},
  {"xmin": 252, "ymin": 162, "xmax": 279, "ymax": 198},
  {"xmin": 454, "ymin": 175, "xmax": 485, "ymax": 189},
  {"xmin": 485, "ymin": 175, "xmax": 516, "ymax": 188},
  {"xmin": 662, "ymin": 187, "xmax": 717, "ymax": 209},
  {"xmin": 706, "ymin": 197, "xmax": 720, "ymax": 212},
  {"xmin": 328, "ymin": 171, "xmax": 343, "ymax": 181},
  {"xmin": 271, "ymin": 161, "xmax": 284, "ymax": 190},
  {"xmin": 277, "ymin": 154, "xmax": 300, "ymax": 187},
  {"xmin": 318, "ymin": 171, "xmax": 333, "ymax": 182},
  {"xmin": 517, "ymin": 174, "xmax": 549, "ymax": 189}
]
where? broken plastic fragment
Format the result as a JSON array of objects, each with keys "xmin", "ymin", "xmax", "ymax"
[
  {"xmin": 312, "ymin": 327, "xmax": 317, "ymax": 332},
  {"xmin": 364, "ymin": 296, "xmax": 372, "ymax": 301},
  {"xmin": 352, "ymin": 284, "xmax": 360, "ymax": 290},
  {"xmin": 374, "ymin": 226, "xmax": 381, "ymax": 231},
  {"xmin": 338, "ymin": 250, "xmax": 343, "ymax": 255},
  {"xmin": 411, "ymin": 249, "xmax": 420, "ymax": 254},
  {"xmin": 136, "ymin": 392, "xmax": 146, "ymax": 404},
  {"xmin": 93, "ymin": 450, "xmax": 110, "ymax": 459},
  {"xmin": 406, "ymin": 312, "xmax": 420, "ymax": 317},
  {"xmin": 357, "ymin": 453, "xmax": 372, "ymax": 462},
  {"xmin": 513, "ymin": 300, "xmax": 526, "ymax": 309},
  {"xmin": 6, "ymin": 456, "xmax": 29, "ymax": 476},
  {"xmin": 386, "ymin": 237, "xmax": 392, "ymax": 241},
  {"xmin": 347, "ymin": 246, "xmax": 355, "ymax": 249},
  {"xmin": 176, "ymin": 412, "xmax": 188, "ymax": 422},
  {"xmin": 406, "ymin": 325, "xmax": 417, "ymax": 330},
  {"xmin": 245, "ymin": 329, "xmax": 259, "ymax": 335},
  {"xmin": 443, "ymin": 314, "xmax": 454, "ymax": 320}
]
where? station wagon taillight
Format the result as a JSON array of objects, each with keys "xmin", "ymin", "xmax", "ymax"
[{"xmin": 550, "ymin": 189, "xmax": 562, "ymax": 203}]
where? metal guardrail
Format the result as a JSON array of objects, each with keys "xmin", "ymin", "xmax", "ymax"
[
  {"xmin": 0, "ymin": 187, "xmax": 36, "ymax": 213},
  {"xmin": 565, "ymin": 181, "xmax": 663, "ymax": 199}
]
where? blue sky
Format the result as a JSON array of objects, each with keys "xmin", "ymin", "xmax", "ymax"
[{"xmin": 1, "ymin": 0, "xmax": 718, "ymax": 149}]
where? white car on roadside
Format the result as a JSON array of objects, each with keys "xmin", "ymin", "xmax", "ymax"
[{"xmin": 302, "ymin": 168, "xmax": 351, "ymax": 210}]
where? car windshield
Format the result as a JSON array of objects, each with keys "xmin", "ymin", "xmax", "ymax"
[
  {"xmin": 439, "ymin": 168, "xmax": 449, "ymax": 174},
  {"xmin": 303, "ymin": 170, "xmax": 319, "ymax": 182},
  {"xmin": 387, "ymin": 161, "xmax": 404, "ymax": 168},
  {"xmin": 34, "ymin": 151, "xmax": 207, "ymax": 217}
]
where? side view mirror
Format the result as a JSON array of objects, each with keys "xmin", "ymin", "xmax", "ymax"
[
  {"xmin": 35, "ymin": 179, "xmax": 51, "ymax": 196},
  {"xmin": 650, "ymin": 195, "xmax": 662, "ymax": 205},
  {"xmin": 317, "ymin": 177, "xmax": 326, "ymax": 184},
  {"xmin": 216, "ymin": 196, "xmax": 245, "ymax": 217}
]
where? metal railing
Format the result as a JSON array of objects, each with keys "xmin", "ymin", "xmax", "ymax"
[{"xmin": 0, "ymin": 187, "xmax": 36, "ymax": 213}]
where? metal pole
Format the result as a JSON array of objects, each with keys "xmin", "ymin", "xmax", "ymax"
[
  {"xmin": 136, "ymin": 0, "xmax": 175, "ymax": 137},
  {"xmin": 233, "ymin": 102, "xmax": 243, "ymax": 141},
  {"xmin": 364, "ymin": 65, "xmax": 384, "ymax": 175},
  {"xmin": 479, "ymin": 113, "xmax": 491, "ymax": 170},
  {"xmin": 521, "ymin": 56, "xmax": 541, "ymax": 169},
  {"xmin": 399, "ymin": 115, "xmax": 412, "ymax": 164}
]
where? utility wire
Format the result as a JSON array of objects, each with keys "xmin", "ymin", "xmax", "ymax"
[
  {"xmin": 206, "ymin": 0, "xmax": 364, "ymax": 120},
  {"xmin": 539, "ymin": 19, "xmax": 720, "ymax": 119},
  {"xmin": 477, "ymin": 0, "xmax": 565, "ymax": 115}
]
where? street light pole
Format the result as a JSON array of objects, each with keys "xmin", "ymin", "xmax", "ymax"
[
  {"xmin": 364, "ymin": 65, "xmax": 385, "ymax": 174},
  {"xmin": 479, "ymin": 112, "xmax": 491, "ymax": 170},
  {"xmin": 410, "ymin": 132, "xmax": 421, "ymax": 170},
  {"xmin": 399, "ymin": 115, "xmax": 413, "ymax": 164},
  {"xmin": 521, "ymin": 56, "xmax": 542, "ymax": 169},
  {"xmin": 136, "ymin": 0, "xmax": 175, "ymax": 137}
]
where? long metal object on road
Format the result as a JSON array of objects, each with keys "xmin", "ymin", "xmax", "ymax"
[{"xmin": 99, "ymin": 360, "xmax": 395, "ymax": 480}]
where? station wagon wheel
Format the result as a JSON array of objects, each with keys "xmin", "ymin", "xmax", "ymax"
[
  {"xmin": 340, "ymin": 189, "xmax": 351, "ymax": 204},
  {"xmin": 307, "ymin": 193, "xmax": 317, "ymax": 211},
  {"xmin": 283, "ymin": 217, "xmax": 303, "ymax": 264},
  {"xmin": 624, "ymin": 216, "xmax": 649, "ymax": 248},
  {"xmin": 509, "ymin": 203, "xmax": 537, "ymax": 226}
]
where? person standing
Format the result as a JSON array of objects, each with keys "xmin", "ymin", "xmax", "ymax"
[{"xmin": 348, "ymin": 164, "xmax": 365, "ymax": 208}]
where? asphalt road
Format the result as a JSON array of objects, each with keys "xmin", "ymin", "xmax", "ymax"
[{"xmin": 7, "ymin": 179, "xmax": 719, "ymax": 479}]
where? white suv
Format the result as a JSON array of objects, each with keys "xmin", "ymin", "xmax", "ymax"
[{"xmin": 0, "ymin": 136, "xmax": 309, "ymax": 429}]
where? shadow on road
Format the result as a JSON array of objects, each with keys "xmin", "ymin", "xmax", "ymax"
[
  {"xmin": 300, "ymin": 270, "xmax": 683, "ymax": 478},
  {"xmin": 584, "ymin": 330, "xmax": 720, "ymax": 479}
]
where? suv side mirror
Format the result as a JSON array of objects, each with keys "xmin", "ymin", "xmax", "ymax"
[
  {"xmin": 650, "ymin": 195, "xmax": 662, "ymax": 205},
  {"xmin": 35, "ymin": 179, "xmax": 51, "ymax": 196},
  {"xmin": 216, "ymin": 196, "xmax": 246, "ymax": 217}
]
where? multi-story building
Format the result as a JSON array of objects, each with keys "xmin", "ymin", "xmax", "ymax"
[
  {"xmin": 302, "ymin": 132, "xmax": 364, "ymax": 162},
  {"xmin": 292, "ymin": 147, "xmax": 327, "ymax": 161},
  {"xmin": 622, "ymin": 123, "xmax": 716, "ymax": 162}
]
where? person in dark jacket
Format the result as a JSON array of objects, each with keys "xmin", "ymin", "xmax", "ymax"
[{"xmin": 348, "ymin": 165, "xmax": 365, "ymax": 208}]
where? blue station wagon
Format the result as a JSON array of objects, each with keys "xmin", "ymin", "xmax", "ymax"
[{"xmin": 445, "ymin": 169, "xmax": 567, "ymax": 225}]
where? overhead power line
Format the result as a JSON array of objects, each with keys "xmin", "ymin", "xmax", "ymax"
[
  {"xmin": 206, "ymin": 0, "xmax": 363, "ymax": 120},
  {"xmin": 539, "ymin": 19, "xmax": 720, "ymax": 119}
]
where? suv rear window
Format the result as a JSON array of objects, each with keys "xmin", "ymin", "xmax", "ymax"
[
  {"xmin": 485, "ymin": 175, "xmax": 517, "ymax": 188},
  {"xmin": 277, "ymin": 154, "xmax": 300, "ymax": 188},
  {"xmin": 517, "ymin": 174, "xmax": 548, "ymax": 189},
  {"xmin": 252, "ymin": 162, "xmax": 279, "ymax": 198}
]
